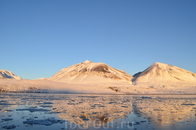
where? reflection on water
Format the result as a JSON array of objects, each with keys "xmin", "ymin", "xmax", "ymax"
[{"xmin": 0, "ymin": 93, "xmax": 196, "ymax": 130}]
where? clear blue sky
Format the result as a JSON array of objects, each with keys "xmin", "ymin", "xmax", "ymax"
[{"xmin": 1, "ymin": 0, "xmax": 196, "ymax": 79}]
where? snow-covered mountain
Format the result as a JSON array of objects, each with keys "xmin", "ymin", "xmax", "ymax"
[
  {"xmin": 132, "ymin": 62, "xmax": 196, "ymax": 84},
  {"xmin": 0, "ymin": 70, "xmax": 22, "ymax": 80},
  {"xmin": 49, "ymin": 60, "xmax": 133, "ymax": 85}
]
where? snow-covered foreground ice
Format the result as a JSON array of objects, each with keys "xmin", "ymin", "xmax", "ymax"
[{"xmin": 0, "ymin": 93, "xmax": 196, "ymax": 130}]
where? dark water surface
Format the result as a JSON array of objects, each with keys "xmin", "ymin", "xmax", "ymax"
[{"xmin": 0, "ymin": 93, "xmax": 196, "ymax": 130}]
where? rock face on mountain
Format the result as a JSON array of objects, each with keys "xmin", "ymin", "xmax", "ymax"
[
  {"xmin": 0, "ymin": 70, "xmax": 22, "ymax": 80},
  {"xmin": 49, "ymin": 60, "xmax": 132, "ymax": 84},
  {"xmin": 132, "ymin": 62, "xmax": 196, "ymax": 84}
]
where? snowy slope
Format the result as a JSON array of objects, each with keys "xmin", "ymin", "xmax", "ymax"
[
  {"xmin": 0, "ymin": 70, "xmax": 21, "ymax": 80},
  {"xmin": 0, "ymin": 79, "xmax": 119, "ymax": 93},
  {"xmin": 132, "ymin": 62, "xmax": 196, "ymax": 84},
  {"xmin": 49, "ymin": 60, "xmax": 133, "ymax": 85}
]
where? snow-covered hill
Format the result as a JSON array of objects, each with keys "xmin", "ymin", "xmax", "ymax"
[
  {"xmin": 132, "ymin": 62, "xmax": 196, "ymax": 84},
  {"xmin": 49, "ymin": 60, "xmax": 133, "ymax": 85},
  {"xmin": 0, "ymin": 70, "xmax": 21, "ymax": 80}
]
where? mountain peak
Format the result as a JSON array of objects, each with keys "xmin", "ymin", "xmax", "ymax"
[
  {"xmin": 152, "ymin": 62, "xmax": 166, "ymax": 66},
  {"xmin": 153, "ymin": 62, "xmax": 162, "ymax": 65},
  {"xmin": 0, "ymin": 70, "xmax": 22, "ymax": 80},
  {"xmin": 83, "ymin": 60, "xmax": 92, "ymax": 64}
]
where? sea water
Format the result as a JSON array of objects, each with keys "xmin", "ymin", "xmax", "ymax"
[{"xmin": 0, "ymin": 93, "xmax": 196, "ymax": 130}]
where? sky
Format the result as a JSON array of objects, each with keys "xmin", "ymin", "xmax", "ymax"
[{"xmin": 1, "ymin": 0, "xmax": 196, "ymax": 79}]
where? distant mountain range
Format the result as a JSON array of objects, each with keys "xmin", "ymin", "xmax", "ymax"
[
  {"xmin": 1, "ymin": 60, "xmax": 196, "ymax": 84},
  {"xmin": 1, "ymin": 60, "xmax": 196, "ymax": 94}
]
